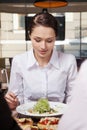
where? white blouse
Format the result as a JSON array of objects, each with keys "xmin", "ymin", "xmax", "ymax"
[{"xmin": 8, "ymin": 48, "xmax": 77, "ymax": 104}]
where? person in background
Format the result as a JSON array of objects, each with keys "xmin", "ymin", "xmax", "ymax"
[
  {"xmin": 58, "ymin": 59, "xmax": 87, "ymax": 130},
  {"xmin": 0, "ymin": 90, "xmax": 21, "ymax": 130},
  {"xmin": 5, "ymin": 12, "xmax": 77, "ymax": 110}
]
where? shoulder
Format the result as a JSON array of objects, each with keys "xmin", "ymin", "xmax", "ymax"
[
  {"xmin": 81, "ymin": 59, "xmax": 87, "ymax": 67},
  {"xmin": 58, "ymin": 51, "xmax": 76, "ymax": 64},
  {"xmin": 13, "ymin": 52, "xmax": 28, "ymax": 60},
  {"xmin": 11, "ymin": 51, "xmax": 31, "ymax": 70},
  {"xmin": 56, "ymin": 51, "xmax": 77, "ymax": 73},
  {"xmin": 12, "ymin": 51, "xmax": 31, "ymax": 64},
  {"xmin": 79, "ymin": 59, "xmax": 87, "ymax": 75}
]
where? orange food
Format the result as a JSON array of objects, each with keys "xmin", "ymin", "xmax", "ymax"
[{"xmin": 37, "ymin": 117, "xmax": 60, "ymax": 130}]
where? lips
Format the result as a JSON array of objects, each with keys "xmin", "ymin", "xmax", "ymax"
[{"xmin": 39, "ymin": 50, "xmax": 47, "ymax": 55}]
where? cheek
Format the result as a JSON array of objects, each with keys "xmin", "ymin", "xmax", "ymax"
[
  {"xmin": 32, "ymin": 41, "xmax": 39, "ymax": 49},
  {"xmin": 47, "ymin": 43, "xmax": 54, "ymax": 50}
]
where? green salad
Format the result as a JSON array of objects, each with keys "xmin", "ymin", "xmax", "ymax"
[{"xmin": 33, "ymin": 98, "xmax": 50, "ymax": 114}]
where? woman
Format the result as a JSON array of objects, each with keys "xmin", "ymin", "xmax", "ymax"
[
  {"xmin": 58, "ymin": 60, "xmax": 87, "ymax": 130},
  {"xmin": 5, "ymin": 12, "xmax": 77, "ymax": 110}
]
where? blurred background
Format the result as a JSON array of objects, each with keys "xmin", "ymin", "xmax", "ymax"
[{"xmin": 0, "ymin": 0, "xmax": 87, "ymax": 85}]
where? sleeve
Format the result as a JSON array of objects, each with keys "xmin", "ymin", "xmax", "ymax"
[
  {"xmin": 64, "ymin": 55, "xmax": 77, "ymax": 103},
  {"xmin": 0, "ymin": 93, "xmax": 22, "ymax": 130},
  {"xmin": 8, "ymin": 56, "xmax": 24, "ymax": 104}
]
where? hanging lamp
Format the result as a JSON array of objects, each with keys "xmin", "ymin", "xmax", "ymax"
[{"xmin": 34, "ymin": 0, "xmax": 68, "ymax": 8}]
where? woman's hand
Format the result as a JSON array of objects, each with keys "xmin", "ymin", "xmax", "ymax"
[{"xmin": 5, "ymin": 92, "xmax": 19, "ymax": 110}]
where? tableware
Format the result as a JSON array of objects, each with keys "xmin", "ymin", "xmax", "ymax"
[{"xmin": 16, "ymin": 101, "xmax": 67, "ymax": 118}]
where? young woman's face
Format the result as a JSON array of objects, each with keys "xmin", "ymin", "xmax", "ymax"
[{"xmin": 30, "ymin": 26, "xmax": 56, "ymax": 59}]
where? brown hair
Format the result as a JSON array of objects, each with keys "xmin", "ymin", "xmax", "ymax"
[{"xmin": 29, "ymin": 12, "xmax": 58, "ymax": 37}]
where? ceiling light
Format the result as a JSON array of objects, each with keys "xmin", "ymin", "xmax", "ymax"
[{"xmin": 34, "ymin": 0, "xmax": 68, "ymax": 8}]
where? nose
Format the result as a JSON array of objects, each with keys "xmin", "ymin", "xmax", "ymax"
[{"xmin": 40, "ymin": 41, "xmax": 46, "ymax": 49}]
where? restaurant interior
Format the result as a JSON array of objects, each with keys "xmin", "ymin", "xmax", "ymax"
[
  {"xmin": 0, "ymin": 0, "xmax": 87, "ymax": 130},
  {"xmin": 0, "ymin": 0, "xmax": 87, "ymax": 92},
  {"xmin": 0, "ymin": 0, "xmax": 87, "ymax": 94}
]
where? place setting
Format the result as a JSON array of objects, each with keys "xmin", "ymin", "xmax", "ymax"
[{"xmin": 15, "ymin": 98, "xmax": 67, "ymax": 130}]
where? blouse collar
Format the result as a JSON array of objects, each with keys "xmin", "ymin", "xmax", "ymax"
[{"xmin": 27, "ymin": 48, "xmax": 60, "ymax": 69}]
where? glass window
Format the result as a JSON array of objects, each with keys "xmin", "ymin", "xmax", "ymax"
[
  {"xmin": 13, "ymin": 14, "xmax": 25, "ymax": 31},
  {"xmin": 0, "ymin": 12, "xmax": 87, "ymax": 59},
  {"xmin": 63, "ymin": 12, "xmax": 80, "ymax": 58},
  {"xmin": 81, "ymin": 12, "xmax": 87, "ymax": 57}
]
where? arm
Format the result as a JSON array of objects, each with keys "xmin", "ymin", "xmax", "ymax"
[
  {"xmin": 64, "ymin": 55, "xmax": 77, "ymax": 103},
  {"xmin": 5, "ymin": 56, "xmax": 24, "ymax": 109}
]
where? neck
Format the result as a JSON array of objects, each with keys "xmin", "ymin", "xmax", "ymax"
[
  {"xmin": 39, "ymin": 60, "xmax": 49, "ymax": 67},
  {"xmin": 35, "ymin": 54, "xmax": 52, "ymax": 67}
]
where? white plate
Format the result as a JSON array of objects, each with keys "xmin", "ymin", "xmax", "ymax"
[{"xmin": 16, "ymin": 101, "xmax": 67, "ymax": 118}]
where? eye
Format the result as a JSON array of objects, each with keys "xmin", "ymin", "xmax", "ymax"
[
  {"xmin": 46, "ymin": 39, "xmax": 54, "ymax": 43},
  {"xmin": 34, "ymin": 38, "xmax": 41, "ymax": 42},
  {"xmin": 47, "ymin": 40, "xmax": 53, "ymax": 43}
]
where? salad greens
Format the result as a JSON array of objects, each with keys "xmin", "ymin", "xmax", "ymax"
[{"xmin": 33, "ymin": 98, "xmax": 50, "ymax": 114}]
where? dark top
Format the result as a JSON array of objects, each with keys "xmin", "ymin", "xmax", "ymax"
[{"xmin": 0, "ymin": 90, "xmax": 21, "ymax": 130}]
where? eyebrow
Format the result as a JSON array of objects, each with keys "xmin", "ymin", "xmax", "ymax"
[{"xmin": 34, "ymin": 36, "xmax": 55, "ymax": 39}]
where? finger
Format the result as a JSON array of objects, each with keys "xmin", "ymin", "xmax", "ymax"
[
  {"xmin": 8, "ymin": 92, "xmax": 16, "ymax": 98},
  {"xmin": 5, "ymin": 94, "xmax": 15, "ymax": 102},
  {"xmin": 5, "ymin": 92, "xmax": 16, "ymax": 100},
  {"xmin": 6, "ymin": 98, "xmax": 18, "ymax": 108},
  {"xmin": 5, "ymin": 97, "xmax": 13, "ymax": 104}
]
